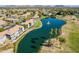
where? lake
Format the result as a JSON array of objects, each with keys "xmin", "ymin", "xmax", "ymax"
[{"xmin": 16, "ymin": 18, "xmax": 66, "ymax": 53}]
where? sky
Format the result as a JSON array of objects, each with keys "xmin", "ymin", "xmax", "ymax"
[{"xmin": 0, "ymin": 0, "xmax": 79, "ymax": 5}]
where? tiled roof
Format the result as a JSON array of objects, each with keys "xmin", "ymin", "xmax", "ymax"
[
  {"xmin": 6, "ymin": 25, "xmax": 22, "ymax": 35},
  {"xmin": 0, "ymin": 20, "xmax": 7, "ymax": 25},
  {"xmin": 0, "ymin": 25, "xmax": 23, "ymax": 37},
  {"xmin": 24, "ymin": 18, "xmax": 34, "ymax": 24}
]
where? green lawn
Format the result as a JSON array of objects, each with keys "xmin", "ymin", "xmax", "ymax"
[
  {"xmin": 75, "ymin": 15, "xmax": 79, "ymax": 18},
  {"xmin": 68, "ymin": 32, "xmax": 79, "ymax": 52},
  {"xmin": 34, "ymin": 20, "xmax": 42, "ymax": 29},
  {"xmin": 41, "ymin": 15, "xmax": 47, "ymax": 19},
  {"xmin": 67, "ymin": 22, "xmax": 79, "ymax": 52}
]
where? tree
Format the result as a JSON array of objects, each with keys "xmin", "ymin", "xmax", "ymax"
[
  {"xmin": 0, "ymin": 28, "xmax": 5, "ymax": 32},
  {"xmin": 58, "ymin": 37, "xmax": 65, "ymax": 43},
  {"xmin": 16, "ymin": 22, "xmax": 20, "ymax": 25},
  {"xmin": 49, "ymin": 14, "xmax": 56, "ymax": 18},
  {"xmin": 22, "ymin": 24, "xmax": 28, "ymax": 29}
]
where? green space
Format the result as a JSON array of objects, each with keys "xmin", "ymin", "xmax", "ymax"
[
  {"xmin": 67, "ymin": 22, "xmax": 79, "ymax": 52},
  {"xmin": 41, "ymin": 15, "xmax": 47, "ymax": 19},
  {"xmin": 0, "ymin": 28, "xmax": 5, "ymax": 32},
  {"xmin": 75, "ymin": 15, "xmax": 79, "ymax": 18},
  {"xmin": 34, "ymin": 20, "xmax": 42, "ymax": 29}
]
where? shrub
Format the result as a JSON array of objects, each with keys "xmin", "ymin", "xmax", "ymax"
[
  {"xmin": 0, "ymin": 28, "xmax": 5, "ymax": 32},
  {"xmin": 59, "ymin": 36, "xmax": 65, "ymax": 43}
]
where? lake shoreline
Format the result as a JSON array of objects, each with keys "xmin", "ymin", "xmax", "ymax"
[
  {"xmin": 16, "ymin": 18, "xmax": 65, "ymax": 53},
  {"xmin": 14, "ymin": 20, "xmax": 42, "ymax": 53}
]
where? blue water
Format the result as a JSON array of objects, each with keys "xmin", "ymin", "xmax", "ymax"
[{"xmin": 16, "ymin": 18, "xmax": 66, "ymax": 53}]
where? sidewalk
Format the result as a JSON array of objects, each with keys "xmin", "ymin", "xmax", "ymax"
[{"xmin": 14, "ymin": 27, "xmax": 35, "ymax": 52}]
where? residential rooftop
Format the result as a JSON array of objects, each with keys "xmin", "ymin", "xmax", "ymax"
[
  {"xmin": 0, "ymin": 20, "xmax": 7, "ymax": 26},
  {"xmin": 0, "ymin": 25, "xmax": 23, "ymax": 36}
]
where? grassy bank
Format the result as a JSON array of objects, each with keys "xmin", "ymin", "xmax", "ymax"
[
  {"xmin": 55, "ymin": 15, "xmax": 79, "ymax": 52},
  {"xmin": 62, "ymin": 19, "xmax": 79, "ymax": 52},
  {"xmin": 14, "ymin": 27, "xmax": 35, "ymax": 53},
  {"xmin": 41, "ymin": 15, "xmax": 47, "ymax": 19},
  {"xmin": 67, "ymin": 22, "xmax": 79, "ymax": 52},
  {"xmin": 14, "ymin": 20, "xmax": 42, "ymax": 53},
  {"xmin": 34, "ymin": 20, "xmax": 42, "ymax": 29}
]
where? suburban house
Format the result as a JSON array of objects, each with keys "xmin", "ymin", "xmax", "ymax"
[
  {"xmin": 22, "ymin": 18, "xmax": 35, "ymax": 28},
  {"xmin": 0, "ymin": 25, "xmax": 24, "ymax": 44},
  {"xmin": 6, "ymin": 25, "xmax": 24, "ymax": 40},
  {"xmin": 21, "ymin": 12, "xmax": 32, "ymax": 18},
  {"xmin": 0, "ymin": 13, "xmax": 6, "ymax": 17},
  {"xmin": 5, "ymin": 18, "xmax": 20, "ymax": 23},
  {"xmin": 0, "ymin": 31, "xmax": 7, "ymax": 44},
  {"xmin": 33, "ymin": 13, "xmax": 39, "ymax": 19},
  {"xmin": 64, "ymin": 15, "xmax": 77, "ymax": 20},
  {"xmin": 0, "ymin": 20, "xmax": 7, "ymax": 28}
]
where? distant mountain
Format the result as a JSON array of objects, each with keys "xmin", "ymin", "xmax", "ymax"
[
  {"xmin": 52, "ymin": 5, "xmax": 79, "ymax": 8},
  {"xmin": 53, "ymin": 5, "xmax": 65, "ymax": 8}
]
